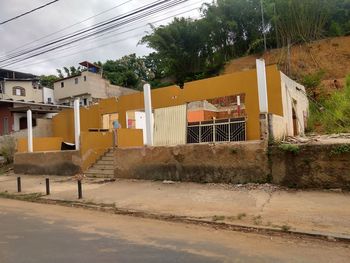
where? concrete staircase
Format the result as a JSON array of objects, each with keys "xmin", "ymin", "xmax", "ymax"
[{"xmin": 85, "ymin": 148, "xmax": 115, "ymax": 178}]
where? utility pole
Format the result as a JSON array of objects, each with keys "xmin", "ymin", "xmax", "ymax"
[{"xmin": 260, "ymin": 0, "xmax": 267, "ymax": 52}]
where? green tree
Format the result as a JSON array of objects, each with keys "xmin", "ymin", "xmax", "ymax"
[
  {"xmin": 140, "ymin": 18, "xmax": 212, "ymax": 86},
  {"xmin": 39, "ymin": 75, "xmax": 59, "ymax": 89},
  {"xmin": 102, "ymin": 54, "xmax": 153, "ymax": 90}
]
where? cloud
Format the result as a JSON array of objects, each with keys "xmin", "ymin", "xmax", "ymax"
[{"xmin": 0, "ymin": 0, "xmax": 210, "ymax": 75}]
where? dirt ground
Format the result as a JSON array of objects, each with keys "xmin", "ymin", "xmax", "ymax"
[{"xmin": 1, "ymin": 173, "xmax": 349, "ymax": 239}]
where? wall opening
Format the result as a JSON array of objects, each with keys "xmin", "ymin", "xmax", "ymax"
[{"xmin": 187, "ymin": 94, "xmax": 247, "ymax": 143}]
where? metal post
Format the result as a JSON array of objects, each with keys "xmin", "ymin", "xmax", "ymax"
[
  {"xmin": 74, "ymin": 98, "xmax": 81, "ymax": 150},
  {"xmin": 17, "ymin": 177, "xmax": 21, "ymax": 193},
  {"xmin": 77, "ymin": 180, "xmax": 82, "ymax": 199},
  {"xmin": 27, "ymin": 109, "xmax": 33, "ymax": 152},
  {"xmin": 45, "ymin": 178, "xmax": 50, "ymax": 195}
]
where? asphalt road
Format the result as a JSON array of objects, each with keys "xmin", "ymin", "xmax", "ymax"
[{"xmin": 0, "ymin": 199, "xmax": 349, "ymax": 263}]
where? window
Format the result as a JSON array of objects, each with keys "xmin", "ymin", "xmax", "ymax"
[
  {"xmin": 61, "ymin": 82, "xmax": 64, "ymax": 88},
  {"xmin": 75, "ymin": 78, "xmax": 78, "ymax": 84},
  {"xmin": 83, "ymin": 98, "xmax": 87, "ymax": 106},
  {"xmin": 47, "ymin": 98, "xmax": 52, "ymax": 103},
  {"xmin": 12, "ymin": 86, "xmax": 25, "ymax": 96},
  {"xmin": 84, "ymin": 76, "xmax": 87, "ymax": 81}
]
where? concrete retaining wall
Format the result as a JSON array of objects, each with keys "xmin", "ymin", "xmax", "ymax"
[
  {"xmin": 14, "ymin": 150, "xmax": 81, "ymax": 175},
  {"xmin": 270, "ymin": 143, "xmax": 350, "ymax": 190},
  {"xmin": 115, "ymin": 141, "xmax": 269, "ymax": 184}
]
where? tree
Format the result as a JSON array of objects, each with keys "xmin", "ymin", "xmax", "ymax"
[
  {"xmin": 102, "ymin": 54, "xmax": 154, "ymax": 90},
  {"xmin": 56, "ymin": 66, "xmax": 82, "ymax": 78},
  {"xmin": 140, "ymin": 18, "xmax": 211, "ymax": 86},
  {"xmin": 39, "ymin": 75, "xmax": 59, "ymax": 89}
]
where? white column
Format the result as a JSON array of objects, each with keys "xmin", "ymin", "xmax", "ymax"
[
  {"xmin": 27, "ymin": 109, "xmax": 33, "ymax": 153},
  {"xmin": 143, "ymin": 84, "xmax": 153, "ymax": 146},
  {"xmin": 256, "ymin": 59, "xmax": 269, "ymax": 113},
  {"xmin": 74, "ymin": 98, "xmax": 81, "ymax": 150},
  {"xmin": 237, "ymin": 95, "xmax": 241, "ymax": 116}
]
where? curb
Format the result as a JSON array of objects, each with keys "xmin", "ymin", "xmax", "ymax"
[{"xmin": 1, "ymin": 193, "xmax": 349, "ymax": 244}]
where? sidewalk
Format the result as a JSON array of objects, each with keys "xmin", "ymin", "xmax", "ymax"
[{"xmin": 1, "ymin": 172, "xmax": 350, "ymax": 239}]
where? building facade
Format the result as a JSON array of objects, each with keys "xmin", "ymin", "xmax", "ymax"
[
  {"xmin": 53, "ymin": 62, "xmax": 138, "ymax": 106},
  {"xmin": 0, "ymin": 68, "xmax": 66, "ymax": 136}
]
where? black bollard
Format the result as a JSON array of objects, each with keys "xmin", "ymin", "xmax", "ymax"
[
  {"xmin": 45, "ymin": 178, "xmax": 50, "ymax": 195},
  {"xmin": 17, "ymin": 177, "xmax": 21, "ymax": 193},
  {"xmin": 77, "ymin": 180, "xmax": 82, "ymax": 199}
]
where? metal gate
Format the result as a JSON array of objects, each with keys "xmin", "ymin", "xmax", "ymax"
[{"xmin": 187, "ymin": 117, "xmax": 246, "ymax": 143}]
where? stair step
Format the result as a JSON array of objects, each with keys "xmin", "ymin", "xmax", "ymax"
[
  {"xmin": 104, "ymin": 153, "xmax": 114, "ymax": 157},
  {"xmin": 101, "ymin": 156, "xmax": 114, "ymax": 161},
  {"xmin": 86, "ymin": 169, "xmax": 114, "ymax": 175},
  {"xmin": 92, "ymin": 164, "xmax": 114, "ymax": 170},
  {"xmin": 97, "ymin": 160, "xmax": 114, "ymax": 165}
]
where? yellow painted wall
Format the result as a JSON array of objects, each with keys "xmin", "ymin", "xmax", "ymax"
[
  {"xmin": 17, "ymin": 137, "xmax": 63, "ymax": 153},
  {"xmin": 117, "ymin": 129, "xmax": 143, "ymax": 148},
  {"xmin": 80, "ymin": 131, "xmax": 113, "ymax": 171},
  {"xmin": 53, "ymin": 65, "xmax": 283, "ymax": 141}
]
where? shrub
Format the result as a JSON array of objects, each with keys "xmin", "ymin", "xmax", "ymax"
[
  {"xmin": 308, "ymin": 75, "xmax": 350, "ymax": 133},
  {"xmin": 330, "ymin": 144, "xmax": 350, "ymax": 156},
  {"xmin": 278, "ymin": 144, "xmax": 300, "ymax": 154},
  {"xmin": 0, "ymin": 136, "xmax": 15, "ymax": 164}
]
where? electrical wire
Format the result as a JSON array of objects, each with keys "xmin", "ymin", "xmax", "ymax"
[
  {"xmin": 0, "ymin": 0, "xmax": 188, "ymax": 67},
  {"xmin": 0, "ymin": 0, "xmax": 60, "ymax": 25},
  {"xmin": 0, "ymin": 0, "xmax": 133, "ymax": 56},
  {"xmin": 10, "ymin": 5, "xmax": 202, "ymax": 70},
  {"xmin": 9, "ymin": 0, "xmax": 204, "ymax": 69}
]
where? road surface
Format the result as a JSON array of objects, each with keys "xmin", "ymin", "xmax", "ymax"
[{"xmin": 0, "ymin": 199, "xmax": 349, "ymax": 263}]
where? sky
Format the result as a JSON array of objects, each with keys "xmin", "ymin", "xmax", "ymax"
[{"xmin": 0, "ymin": 0, "xmax": 211, "ymax": 75}]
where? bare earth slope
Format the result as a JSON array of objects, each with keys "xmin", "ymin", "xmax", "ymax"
[{"xmin": 224, "ymin": 36, "xmax": 350, "ymax": 89}]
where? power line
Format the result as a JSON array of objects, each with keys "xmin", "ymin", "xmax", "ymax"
[
  {"xmin": 0, "ymin": 0, "xmax": 60, "ymax": 26},
  {"xmin": 10, "ymin": 5, "xmax": 202, "ymax": 70},
  {"xmin": 0, "ymin": 0, "xmax": 188, "ymax": 67},
  {"xmin": 10, "ymin": 0, "xmax": 204, "ymax": 67},
  {"xmin": 0, "ymin": 0, "xmax": 133, "ymax": 57}
]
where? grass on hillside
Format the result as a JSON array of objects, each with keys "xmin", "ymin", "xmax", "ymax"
[{"xmin": 308, "ymin": 75, "xmax": 350, "ymax": 134}]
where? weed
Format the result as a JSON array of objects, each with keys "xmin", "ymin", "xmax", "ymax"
[
  {"xmin": 307, "ymin": 75, "xmax": 350, "ymax": 133},
  {"xmin": 0, "ymin": 192, "xmax": 43, "ymax": 201},
  {"xmin": 281, "ymin": 225, "xmax": 291, "ymax": 232},
  {"xmin": 237, "ymin": 213, "xmax": 246, "ymax": 220},
  {"xmin": 0, "ymin": 136, "xmax": 15, "ymax": 163},
  {"xmin": 253, "ymin": 215, "xmax": 262, "ymax": 225},
  {"xmin": 230, "ymin": 148, "xmax": 238, "ymax": 154},
  {"xmin": 265, "ymin": 173, "xmax": 273, "ymax": 184},
  {"xmin": 278, "ymin": 144, "xmax": 300, "ymax": 154},
  {"xmin": 330, "ymin": 144, "xmax": 350, "ymax": 156},
  {"xmin": 226, "ymin": 216, "xmax": 236, "ymax": 221},
  {"xmin": 212, "ymin": 215, "xmax": 225, "ymax": 221}
]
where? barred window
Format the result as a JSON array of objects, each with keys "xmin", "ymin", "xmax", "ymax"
[{"xmin": 13, "ymin": 86, "xmax": 25, "ymax": 96}]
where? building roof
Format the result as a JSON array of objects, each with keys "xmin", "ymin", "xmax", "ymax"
[
  {"xmin": 54, "ymin": 73, "xmax": 82, "ymax": 82},
  {"xmin": 0, "ymin": 99, "xmax": 72, "ymax": 108},
  {"xmin": 79, "ymin": 61, "xmax": 101, "ymax": 69},
  {"xmin": 0, "ymin": 68, "xmax": 38, "ymax": 81}
]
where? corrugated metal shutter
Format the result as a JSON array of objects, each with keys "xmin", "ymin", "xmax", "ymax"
[{"xmin": 153, "ymin": 104, "xmax": 187, "ymax": 146}]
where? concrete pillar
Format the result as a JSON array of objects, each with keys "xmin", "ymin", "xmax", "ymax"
[
  {"xmin": 74, "ymin": 98, "xmax": 81, "ymax": 150},
  {"xmin": 143, "ymin": 84, "xmax": 153, "ymax": 146},
  {"xmin": 237, "ymin": 95, "xmax": 241, "ymax": 116},
  {"xmin": 256, "ymin": 59, "xmax": 269, "ymax": 113},
  {"xmin": 27, "ymin": 109, "xmax": 33, "ymax": 153}
]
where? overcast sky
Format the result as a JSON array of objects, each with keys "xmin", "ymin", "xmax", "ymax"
[{"xmin": 0, "ymin": 0, "xmax": 211, "ymax": 75}]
